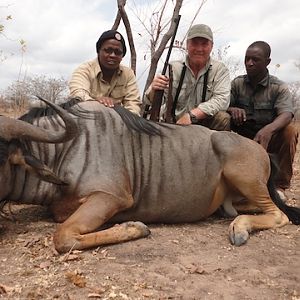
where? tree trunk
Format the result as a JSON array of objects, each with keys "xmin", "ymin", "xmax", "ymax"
[
  {"xmin": 143, "ymin": 0, "xmax": 183, "ymax": 93},
  {"xmin": 112, "ymin": 0, "xmax": 137, "ymax": 74}
]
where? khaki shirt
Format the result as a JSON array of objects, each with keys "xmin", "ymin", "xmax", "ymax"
[
  {"xmin": 230, "ymin": 73, "xmax": 294, "ymax": 129},
  {"xmin": 69, "ymin": 58, "xmax": 141, "ymax": 115},
  {"xmin": 144, "ymin": 56, "xmax": 230, "ymax": 120}
]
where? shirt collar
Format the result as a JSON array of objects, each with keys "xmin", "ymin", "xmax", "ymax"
[
  {"xmin": 245, "ymin": 70, "xmax": 269, "ymax": 87},
  {"xmin": 185, "ymin": 56, "xmax": 212, "ymax": 79},
  {"xmin": 185, "ymin": 55, "xmax": 212, "ymax": 70},
  {"xmin": 93, "ymin": 58, "xmax": 123, "ymax": 79}
]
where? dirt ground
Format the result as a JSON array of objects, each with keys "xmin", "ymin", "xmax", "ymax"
[{"xmin": 0, "ymin": 123, "xmax": 300, "ymax": 300}]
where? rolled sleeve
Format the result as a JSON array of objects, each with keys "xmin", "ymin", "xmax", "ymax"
[
  {"xmin": 69, "ymin": 62, "xmax": 94, "ymax": 101},
  {"xmin": 143, "ymin": 85, "xmax": 154, "ymax": 105},
  {"xmin": 122, "ymin": 69, "xmax": 142, "ymax": 115},
  {"xmin": 275, "ymin": 83, "xmax": 295, "ymax": 115}
]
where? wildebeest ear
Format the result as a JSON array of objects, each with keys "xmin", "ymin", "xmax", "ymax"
[
  {"xmin": 8, "ymin": 146, "xmax": 68, "ymax": 185},
  {"xmin": 24, "ymin": 155, "xmax": 69, "ymax": 185}
]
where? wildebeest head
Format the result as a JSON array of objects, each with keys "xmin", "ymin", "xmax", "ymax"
[
  {"xmin": 0, "ymin": 96, "xmax": 78, "ymax": 143},
  {"xmin": 0, "ymin": 97, "xmax": 78, "ymax": 203}
]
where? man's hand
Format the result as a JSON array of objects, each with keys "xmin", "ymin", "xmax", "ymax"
[
  {"xmin": 96, "ymin": 96, "xmax": 115, "ymax": 107},
  {"xmin": 176, "ymin": 113, "xmax": 192, "ymax": 125},
  {"xmin": 228, "ymin": 107, "xmax": 246, "ymax": 125},
  {"xmin": 254, "ymin": 113, "xmax": 293, "ymax": 149},
  {"xmin": 151, "ymin": 74, "xmax": 169, "ymax": 91},
  {"xmin": 254, "ymin": 125, "xmax": 274, "ymax": 150},
  {"xmin": 176, "ymin": 108, "xmax": 207, "ymax": 125}
]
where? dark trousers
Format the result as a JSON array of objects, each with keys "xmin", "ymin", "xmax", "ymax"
[
  {"xmin": 231, "ymin": 122, "xmax": 299, "ymax": 189},
  {"xmin": 198, "ymin": 111, "xmax": 231, "ymax": 131}
]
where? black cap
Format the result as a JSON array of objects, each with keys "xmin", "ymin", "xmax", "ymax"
[{"xmin": 96, "ymin": 30, "xmax": 127, "ymax": 56}]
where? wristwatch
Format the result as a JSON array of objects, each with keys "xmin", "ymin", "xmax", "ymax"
[{"xmin": 188, "ymin": 111, "xmax": 198, "ymax": 124}]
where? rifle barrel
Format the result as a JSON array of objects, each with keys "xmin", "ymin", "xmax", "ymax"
[{"xmin": 149, "ymin": 15, "xmax": 181, "ymax": 122}]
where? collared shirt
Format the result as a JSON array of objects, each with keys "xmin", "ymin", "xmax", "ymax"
[
  {"xmin": 144, "ymin": 56, "xmax": 230, "ymax": 120},
  {"xmin": 230, "ymin": 72, "xmax": 294, "ymax": 128},
  {"xmin": 69, "ymin": 58, "xmax": 141, "ymax": 115}
]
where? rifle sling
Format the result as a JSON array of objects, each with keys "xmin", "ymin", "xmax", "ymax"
[
  {"xmin": 171, "ymin": 63, "xmax": 187, "ymax": 123},
  {"xmin": 202, "ymin": 68, "xmax": 209, "ymax": 102},
  {"xmin": 171, "ymin": 64, "xmax": 210, "ymax": 123}
]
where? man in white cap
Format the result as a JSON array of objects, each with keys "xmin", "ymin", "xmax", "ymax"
[{"xmin": 144, "ymin": 24, "xmax": 230, "ymax": 129}]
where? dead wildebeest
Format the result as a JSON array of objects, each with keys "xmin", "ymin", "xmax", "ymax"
[{"xmin": 0, "ymin": 97, "xmax": 299, "ymax": 253}]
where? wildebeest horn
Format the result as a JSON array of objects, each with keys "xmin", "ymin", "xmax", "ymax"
[{"xmin": 0, "ymin": 96, "xmax": 78, "ymax": 143}]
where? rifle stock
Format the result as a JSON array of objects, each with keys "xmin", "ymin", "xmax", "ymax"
[{"xmin": 147, "ymin": 15, "xmax": 181, "ymax": 122}]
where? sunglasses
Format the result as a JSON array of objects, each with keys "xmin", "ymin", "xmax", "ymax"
[{"xmin": 102, "ymin": 47, "xmax": 123, "ymax": 56}]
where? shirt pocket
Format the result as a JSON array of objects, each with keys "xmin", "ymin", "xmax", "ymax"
[
  {"xmin": 237, "ymin": 97, "xmax": 251, "ymax": 109},
  {"xmin": 110, "ymin": 85, "xmax": 125, "ymax": 103},
  {"xmin": 253, "ymin": 102, "xmax": 274, "ymax": 124},
  {"xmin": 253, "ymin": 102, "xmax": 274, "ymax": 110}
]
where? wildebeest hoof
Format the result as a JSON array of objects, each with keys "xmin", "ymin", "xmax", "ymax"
[
  {"xmin": 122, "ymin": 221, "xmax": 151, "ymax": 238},
  {"xmin": 229, "ymin": 228, "xmax": 249, "ymax": 246}
]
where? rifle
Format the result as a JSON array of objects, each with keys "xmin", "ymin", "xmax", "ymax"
[{"xmin": 143, "ymin": 15, "xmax": 181, "ymax": 122}]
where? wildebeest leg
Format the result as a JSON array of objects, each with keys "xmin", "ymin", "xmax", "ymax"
[
  {"xmin": 220, "ymin": 198, "xmax": 238, "ymax": 217},
  {"xmin": 233, "ymin": 199, "xmax": 262, "ymax": 214},
  {"xmin": 226, "ymin": 175, "xmax": 289, "ymax": 246},
  {"xmin": 53, "ymin": 191, "xmax": 150, "ymax": 253}
]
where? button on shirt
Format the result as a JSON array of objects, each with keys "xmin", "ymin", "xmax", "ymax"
[
  {"xmin": 230, "ymin": 72, "xmax": 294, "ymax": 129},
  {"xmin": 69, "ymin": 58, "xmax": 141, "ymax": 115}
]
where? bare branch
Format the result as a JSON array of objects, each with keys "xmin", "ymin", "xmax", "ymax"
[
  {"xmin": 144, "ymin": 0, "xmax": 183, "ymax": 92},
  {"xmin": 111, "ymin": 0, "xmax": 137, "ymax": 73},
  {"xmin": 111, "ymin": 11, "xmax": 122, "ymax": 30},
  {"xmin": 181, "ymin": 0, "xmax": 207, "ymax": 43},
  {"xmin": 117, "ymin": 0, "xmax": 137, "ymax": 73}
]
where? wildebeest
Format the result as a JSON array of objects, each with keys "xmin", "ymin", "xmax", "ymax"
[{"xmin": 0, "ymin": 97, "xmax": 299, "ymax": 253}]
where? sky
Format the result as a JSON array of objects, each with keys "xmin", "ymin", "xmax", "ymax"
[{"xmin": 0, "ymin": 0, "xmax": 299, "ymax": 94}]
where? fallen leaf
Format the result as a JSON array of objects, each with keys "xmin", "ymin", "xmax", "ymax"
[
  {"xmin": 88, "ymin": 293, "xmax": 102, "ymax": 298},
  {"xmin": 65, "ymin": 271, "xmax": 86, "ymax": 288},
  {"xmin": 185, "ymin": 263, "xmax": 208, "ymax": 275},
  {"xmin": 24, "ymin": 237, "xmax": 40, "ymax": 248},
  {"xmin": 65, "ymin": 254, "xmax": 81, "ymax": 261},
  {"xmin": 39, "ymin": 261, "xmax": 51, "ymax": 269},
  {"xmin": 0, "ymin": 283, "xmax": 13, "ymax": 294}
]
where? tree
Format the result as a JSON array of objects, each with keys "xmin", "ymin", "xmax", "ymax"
[
  {"xmin": 0, "ymin": 7, "xmax": 26, "ymax": 63},
  {"xmin": 112, "ymin": 0, "xmax": 208, "ymax": 92},
  {"xmin": 4, "ymin": 79, "xmax": 29, "ymax": 115},
  {"xmin": 28, "ymin": 75, "xmax": 68, "ymax": 104},
  {"xmin": 3, "ymin": 75, "xmax": 68, "ymax": 113},
  {"xmin": 112, "ymin": 0, "xmax": 137, "ymax": 73},
  {"xmin": 288, "ymin": 80, "xmax": 300, "ymax": 119},
  {"xmin": 212, "ymin": 45, "xmax": 242, "ymax": 79}
]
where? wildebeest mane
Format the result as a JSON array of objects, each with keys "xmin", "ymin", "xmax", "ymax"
[
  {"xmin": 19, "ymin": 97, "xmax": 84, "ymax": 123},
  {"xmin": 113, "ymin": 105, "xmax": 162, "ymax": 136},
  {"xmin": 19, "ymin": 97, "xmax": 163, "ymax": 136}
]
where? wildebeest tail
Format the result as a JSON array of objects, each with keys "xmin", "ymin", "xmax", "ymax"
[{"xmin": 267, "ymin": 154, "xmax": 300, "ymax": 225}]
